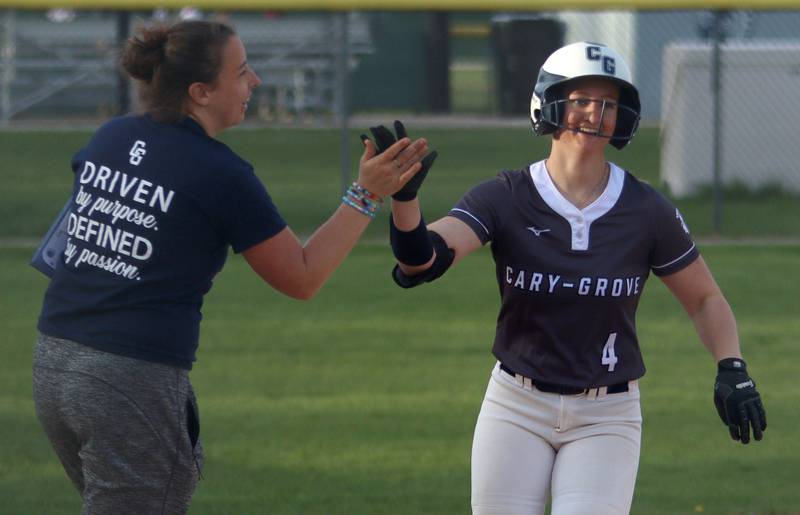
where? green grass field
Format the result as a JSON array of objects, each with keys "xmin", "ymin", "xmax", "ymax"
[
  {"xmin": 1, "ymin": 244, "xmax": 798, "ymax": 513},
  {"xmin": 1, "ymin": 125, "xmax": 798, "ymax": 513},
  {"xmin": 1, "ymin": 125, "xmax": 799, "ymax": 240}
]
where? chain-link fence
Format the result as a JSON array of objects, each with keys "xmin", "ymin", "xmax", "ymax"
[
  {"xmin": 451, "ymin": 10, "xmax": 800, "ymax": 204},
  {"xmin": 0, "ymin": 9, "xmax": 372, "ymax": 124},
  {"xmin": 2, "ymin": 8, "xmax": 799, "ymax": 236}
]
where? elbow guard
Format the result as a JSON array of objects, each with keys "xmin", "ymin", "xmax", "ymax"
[
  {"xmin": 390, "ymin": 215, "xmax": 433, "ymax": 266},
  {"xmin": 391, "ymin": 230, "xmax": 454, "ymax": 288}
]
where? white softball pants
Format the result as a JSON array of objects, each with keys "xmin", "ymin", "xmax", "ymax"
[{"xmin": 471, "ymin": 363, "xmax": 642, "ymax": 515}]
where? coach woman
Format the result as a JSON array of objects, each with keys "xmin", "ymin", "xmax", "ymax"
[{"xmin": 32, "ymin": 20, "xmax": 429, "ymax": 514}]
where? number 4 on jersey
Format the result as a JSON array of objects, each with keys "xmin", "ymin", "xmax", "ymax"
[{"xmin": 601, "ymin": 333, "xmax": 619, "ymax": 372}]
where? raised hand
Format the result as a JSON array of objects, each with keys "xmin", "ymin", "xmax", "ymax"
[
  {"xmin": 356, "ymin": 133, "xmax": 428, "ymax": 199},
  {"xmin": 361, "ymin": 120, "xmax": 437, "ymax": 201}
]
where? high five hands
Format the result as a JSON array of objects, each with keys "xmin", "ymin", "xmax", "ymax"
[{"xmin": 361, "ymin": 120, "xmax": 438, "ymax": 201}]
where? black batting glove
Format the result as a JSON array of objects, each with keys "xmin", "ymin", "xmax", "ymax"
[
  {"xmin": 360, "ymin": 120, "xmax": 437, "ymax": 201},
  {"xmin": 713, "ymin": 358, "xmax": 767, "ymax": 444}
]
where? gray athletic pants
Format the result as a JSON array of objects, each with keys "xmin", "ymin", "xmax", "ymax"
[{"xmin": 33, "ymin": 333, "xmax": 204, "ymax": 515}]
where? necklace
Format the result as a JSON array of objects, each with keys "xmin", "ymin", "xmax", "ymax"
[
  {"xmin": 571, "ymin": 162, "xmax": 609, "ymax": 209},
  {"xmin": 545, "ymin": 160, "xmax": 611, "ymax": 210},
  {"xmin": 590, "ymin": 162, "xmax": 611, "ymax": 200}
]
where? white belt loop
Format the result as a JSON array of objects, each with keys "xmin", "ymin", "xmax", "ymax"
[
  {"xmin": 628, "ymin": 379, "xmax": 639, "ymax": 395},
  {"xmin": 521, "ymin": 375, "xmax": 533, "ymax": 390},
  {"xmin": 514, "ymin": 373, "xmax": 524, "ymax": 387},
  {"xmin": 596, "ymin": 386, "xmax": 609, "ymax": 400},
  {"xmin": 585, "ymin": 387, "xmax": 598, "ymax": 400}
]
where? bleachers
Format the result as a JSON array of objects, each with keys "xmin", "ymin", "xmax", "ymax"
[{"xmin": 0, "ymin": 10, "xmax": 374, "ymax": 123}]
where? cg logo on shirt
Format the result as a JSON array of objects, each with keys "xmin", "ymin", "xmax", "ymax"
[{"xmin": 128, "ymin": 140, "xmax": 147, "ymax": 166}]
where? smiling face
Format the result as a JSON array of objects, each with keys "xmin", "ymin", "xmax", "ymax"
[
  {"xmin": 201, "ymin": 36, "xmax": 261, "ymax": 134},
  {"xmin": 555, "ymin": 78, "xmax": 620, "ymax": 150}
]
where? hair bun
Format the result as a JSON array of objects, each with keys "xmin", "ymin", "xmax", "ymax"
[{"xmin": 120, "ymin": 25, "xmax": 169, "ymax": 82}]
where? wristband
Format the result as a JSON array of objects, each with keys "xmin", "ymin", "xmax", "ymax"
[
  {"xmin": 342, "ymin": 182, "xmax": 382, "ymax": 219},
  {"xmin": 717, "ymin": 357, "xmax": 747, "ymax": 372}
]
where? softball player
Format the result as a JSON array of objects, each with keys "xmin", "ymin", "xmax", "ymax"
[
  {"xmin": 375, "ymin": 42, "xmax": 767, "ymax": 514},
  {"xmin": 32, "ymin": 20, "xmax": 427, "ymax": 514}
]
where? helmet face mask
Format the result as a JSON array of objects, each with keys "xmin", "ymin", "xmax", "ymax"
[
  {"xmin": 543, "ymin": 96, "xmax": 641, "ymax": 142},
  {"xmin": 530, "ymin": 42, "xmax": 641, "ymax": 150}
]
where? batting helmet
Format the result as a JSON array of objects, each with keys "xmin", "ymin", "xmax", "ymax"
[{"xmin": 530, "ymin": 41, "xmax": 641, "ymax": 150}]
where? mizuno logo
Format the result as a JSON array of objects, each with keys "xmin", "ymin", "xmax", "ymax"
[{"xmin": 526, "ymin": 226, "xmax": 550, "ymax": 237}]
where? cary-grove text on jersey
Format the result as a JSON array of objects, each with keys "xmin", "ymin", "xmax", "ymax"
[{"xmin": 505, "ymin": 265, "xmax": 643, "ymax": 297}]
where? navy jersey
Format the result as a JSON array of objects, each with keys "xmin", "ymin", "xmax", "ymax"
[
  {"xmin": 449, "ymin": 160, "xmax": 698, "ymax": 387},
  {"xmin": 38, "ymin": 114, "xmax": 287, "ymax": 369}
]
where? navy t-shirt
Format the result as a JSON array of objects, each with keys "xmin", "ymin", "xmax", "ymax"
[
  {"xmin": 38, "ymin": 114, "xmax": 287, "ymax": 369},
  {"xmin": 449, "ymin": 160, "xmax": 699, "ymax": 387}
]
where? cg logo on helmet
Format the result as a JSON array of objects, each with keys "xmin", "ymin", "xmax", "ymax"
[
  {"xmin": 529, "ymin": 42, "xmax": 641, "ymax": 150},
  {"xmin": 586, "ymin": 45, "xmax": 616, "ymax": 75}
]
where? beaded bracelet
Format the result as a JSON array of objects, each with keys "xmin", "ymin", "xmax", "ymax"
[
  {"xmin": 350, "ymin": 183, "xmax": 382, "ymax": 203},
  {"xmin": 342, "ymin": 182, "xmax": 383, "ymax": 219}
]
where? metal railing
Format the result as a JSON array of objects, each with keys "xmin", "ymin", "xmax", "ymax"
[{"xmin": 0, "ymin": 10, "xmax": 373, "ymax": 125}]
